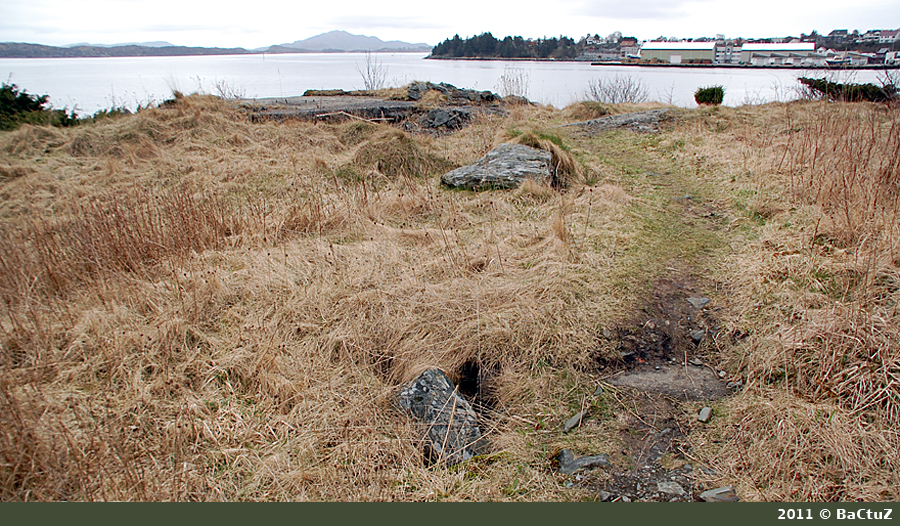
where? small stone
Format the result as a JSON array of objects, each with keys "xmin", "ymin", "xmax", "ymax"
[
  {"xmin": 698, "ymin": 406, "xmax": 713, "ymax": 423},
  {"xmin": 690, "ymin": 330, "xmax": 706, "ymax": 343},
  {"xmin": 700, "ymin": 486, "xmax": 739, "ymax": 502},
  {"xmin": 683, "ymin": 464, "xmax": 694, "ymax": 472},
  {"xmin": 689, "ymin": 358, "xmax": 704, "ymax": 366},
  {"xmin": 556, "ymin": 448, "xmax": 611, "ymax": 475},
  {"xmin": 397, "ymin": 368, "xmax": 481, "ymax": 466},
  {"xmin": 658, "ymin": 482, "xmax": 686, "ymax": 496},
  {"xmin": 686, "ymin": 297, "xmax": 711, "ymax": 309},
  {"xmin": 593, "ymin": 385, "xmax": 604, "ymax": 397},
  {"xmin": 566, "ymin": 482, "xmax": 574, "ymax": 488},
  {"xmin": 621, "ymin": 496, "xmax": 631, "ymax": 502},
  {"xmin": 654, "ymin": 365, "xmax": 661, "ymax": 370},
  {"xmin": 563, "ymin": 410, "xmax": 586, "ymax": 433},
  {"xmin": 718, "ymin": 370, "xmax": 727, "ymax": 378},
  {"xmin": 598, "ymin": 490, "xmax": 612, "ymax": 501}
]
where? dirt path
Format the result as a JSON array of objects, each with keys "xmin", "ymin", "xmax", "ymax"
[{"xmin": 559, "ymin": 124, "xmax": 740, "ymax": 501}]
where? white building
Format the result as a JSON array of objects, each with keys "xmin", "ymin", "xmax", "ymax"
[
  {"xmin": 639, "ymin": 41, "xmax": 716, "ymax": 64},
  {"xmin": 739, "ymin": 42, "xmax": 816, "ymax": 63},
  {"xmin": 887, "ymin": 51, "xmax": 900, "ymax": 66},
  {"xmin": 880, "ymin": 30, "xmax": 899, "ymax": 44},
  {"xmin": 715, "ymin": 43, "xmax": 741, "ymax": 64}
]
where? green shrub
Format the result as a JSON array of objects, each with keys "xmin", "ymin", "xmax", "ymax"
[
  {"xmin": 694, "ymin": 85, "xmax": 725, "ymax": 106},
  {"xmin": 0, "ymin": 83, "xmax": 77, "ymax": 130},
  {"xmin": 798, "ymin": 77, "xmax": 896, "ymax": 103}
]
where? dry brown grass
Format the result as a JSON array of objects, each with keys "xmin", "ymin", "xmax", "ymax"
[
  {"xmin": 0, "ymin": 95, "xmax": 636, "ymax": 501},
  {"xmin": 671, "ymin": 101, "xmax": 900, "ymax": 501},
  {"xmin": 2, "ymin": 94, "xmax": 897, "ymax": 502}
]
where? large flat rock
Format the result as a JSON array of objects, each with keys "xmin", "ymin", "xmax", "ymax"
[
  {"xmin": 562, "ymin": 109, "xmax": 671, "ymax": 135},
  {"xmin": 241, "ymin": 96, "xmax": 419, "ymax": 122},
  {"xmin": 440, "ymin": 143, "xmax": 552, "ymax": 190},
  {"xmin": 608, "ymin": 364, "xmax": 728, "ymax": 400}
]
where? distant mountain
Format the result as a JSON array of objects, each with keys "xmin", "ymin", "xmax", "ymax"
[
  {"xmin": 0, "ymin": 31, "xmax": 430, "ymax": 59},
  {"xmin": 65, "ymin": 41, "xmax": 176, "ymax": 48},
  {"xmin": 0, "ymin": 42, "xmax": 251, "ymax": 58},
  {"xmin": 270, "ymin": 31, "xmax": 430, "ymax": 52}
]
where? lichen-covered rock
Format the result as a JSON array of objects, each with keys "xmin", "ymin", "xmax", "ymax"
[
  {"xmin": 421, "ymin": 108, "xmax": 470, "ymax": 129},
  {"xmin": 397, "ymin": 368, "xmax": 482, "ymax": 466},
  {"xmin": 561, "ymin": 109, "xmax": 670, "ymax": 135},
  {"xmin": 407, "ymin": 82, "xmax": 499, "ymax": 105},
  {"xmin": 440, "ymin": 143, "xmax": 552, "ymax": 190},
  {"xmin": 555, "ymin": 448, "xmax": 611, "ymax": 475}
]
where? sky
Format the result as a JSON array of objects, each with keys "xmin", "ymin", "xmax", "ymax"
[{"xmin": 1, "ymin": 0, "xmax": 899, "ymax": 49}]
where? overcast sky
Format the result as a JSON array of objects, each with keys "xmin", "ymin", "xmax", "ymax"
[{"xmin": 1, "ymin": 0, "xmax": 898, "ymax": 48}]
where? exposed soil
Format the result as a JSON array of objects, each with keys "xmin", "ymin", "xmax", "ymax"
[{"xmin": 574, "ymin": 272, "xmax": 735, "ymax": 501}]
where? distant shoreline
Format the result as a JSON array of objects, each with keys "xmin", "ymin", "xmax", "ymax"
[
  {"xmin": 590, "ymin": 61, "xmax": 900, "ymax": 70},
  {"xmin": 0, "ymin": 42, "xmax": 431, "ymax": 59},
  {"xmin": 426, "ymin": 55, "xmax": 899, "ymax": 70}
]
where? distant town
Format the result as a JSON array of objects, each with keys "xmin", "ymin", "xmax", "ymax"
[
  {"xmin": 2, "ymin": 28, "xmax": 899, "ymax": 68},
  {"xmin": 587, "ymin": 28, "xmax": 900, "ymax": 67},
  {"xmin": 430, "ymin": 28, "xmax": 900, "ymax": 67}
]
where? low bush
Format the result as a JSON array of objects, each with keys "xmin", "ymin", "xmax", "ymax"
[
  {"xmin": 586, "ymin": 75, "xmax": 649, "ymax": 104},
  {"xmin": 0, "ymin": 83, "xmax": 77, "ymax": 130},
  {"xmin": 694, "ymin": 85, "xmax": 725, "ymax": 106},
  {"xmin": 798, "ymin": 77, "xmax": 896, "ymax": 103}
]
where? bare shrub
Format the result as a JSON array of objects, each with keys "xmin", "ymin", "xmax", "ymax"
[
  {"xmin": 586, "ymin": 74, "xmax": 649, "ymax": 104},
  {"xmin": 356, "ymin": 51, "xmax": 388, "ymax": 91},
  {"xmin": 214, "ymin": 79, "xmax": 246, "ymax": 100},
  {"xmin": 496, "ymin": 67, "xmax": 530, "ymax": 99}
]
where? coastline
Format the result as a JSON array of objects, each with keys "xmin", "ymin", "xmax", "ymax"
[
  {"xmin": 425, "ymin": 55, "xmax": 899, "ymax": 70},
  {"xmin": 590, "ymin": 61, "xmax": 900, "ymax": 70}
]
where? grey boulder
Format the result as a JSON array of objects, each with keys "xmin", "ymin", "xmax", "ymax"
[
  {"xmin": 440, "ymin": 143, "xmax": 552, "ymax": 190},
  {"xmin": 556, "ymin": 448, "xmax": 611, "ymax": 475},
  {"xmin": 397, "ymin": 368, "xmax": 482, "ymax": 466}
]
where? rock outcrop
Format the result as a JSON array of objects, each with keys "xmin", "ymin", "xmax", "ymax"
[
  {"xmin": 562, "ymin": 109, "xmax": 671, "ymax": 135},
  {"xmin": 241, "ymin": 95, "xmax": 418, "ymax": 123},
  {"xmin": 440, "ymin": 143, "xmax": 552, "ymax": 190},
  {"xmin": 407, "ymin": 82, "xmax": 499, "ymax": 105},
  {"xmin": 397, "ymin": 368, "xmax": 482, "ymax": 466},
  {"xmin": 421, "ymin": 108, "xmax": 471, "ymax": 129}
]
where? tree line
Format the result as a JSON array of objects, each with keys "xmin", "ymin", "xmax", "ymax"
[
  {"xmin": 0, "ymin": 42, "xmax": 252, "ymax": 59},
  {"xmin": 430, "ymin": 33, "xmax": 580, "ymax": 59}
]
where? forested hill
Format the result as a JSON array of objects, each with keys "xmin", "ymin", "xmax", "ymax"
[
  {"xmin": 0, "ymin": 42, "xmax": 253, "ymax": 58},
  {"xmin": 430, "ymin": 32, "xmax": 580, "ymax": 59}
]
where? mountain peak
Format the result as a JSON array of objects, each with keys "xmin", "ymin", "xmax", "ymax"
[{"xmin": 275, "ymin": 30, "xmax": 430, "ymax": 52}]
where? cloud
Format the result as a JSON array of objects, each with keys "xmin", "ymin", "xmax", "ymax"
[
  {"xmin": 328, "ymin": 15, "xmax": 447, "ymax": 31},
  {"xmin": 577, "ymin": 0, "xmax": 709, "ymax": 20}
]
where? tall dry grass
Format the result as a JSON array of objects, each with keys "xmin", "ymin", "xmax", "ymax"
[
  {"xmin": 0, "ymin": 95, "xmax": 635, "ymax": 500},
  {"xmin": 678, "ymin": 101, "xmax": 900, "ymax": 501}
]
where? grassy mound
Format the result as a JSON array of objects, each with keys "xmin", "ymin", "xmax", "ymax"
[{"xmin": 0, "ymin": 93, "xmax": 897, "ymax": 502}]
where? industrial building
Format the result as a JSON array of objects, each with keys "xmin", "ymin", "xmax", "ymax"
[{"xmin": 638, "ymin": 42, "xmax": 716, "ymax": 64}]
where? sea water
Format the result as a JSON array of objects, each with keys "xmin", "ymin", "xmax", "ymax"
[{"xmin": 0, "ymin": 52, "xmax": 886, "ymax": 116}]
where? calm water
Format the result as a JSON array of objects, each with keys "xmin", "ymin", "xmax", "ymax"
[{"xmin": 0, "ymin": 52, "xmax": 884, "ymax": 115}]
